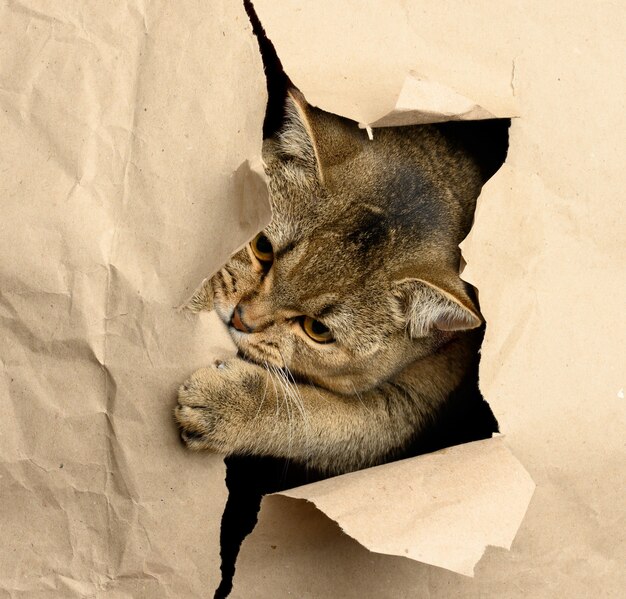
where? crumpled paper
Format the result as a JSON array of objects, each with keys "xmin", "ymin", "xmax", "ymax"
[
  {"xmin": 2, "ymin": 0, "xmax": 625, "ymax": 598},
  {"xmin": 1, "ymin": 1, "xmax": 267, "ymax": 597}
]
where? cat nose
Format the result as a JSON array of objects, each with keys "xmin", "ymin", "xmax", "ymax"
[{"xmin": 230, "ymin": 303, "xmax": 254, "ymax": 333}]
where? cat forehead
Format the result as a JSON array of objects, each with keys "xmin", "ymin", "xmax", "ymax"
[
  {"xmin": 267, "ymin": 162, "xmax": 447, "ymax": 251},
  {"xmin": 265, "ymin": 203, "xmax": 430, "ymax": 282},
  {"xmin": 267, "ymin": 242, "xmax": 389, "ymax": 323}
]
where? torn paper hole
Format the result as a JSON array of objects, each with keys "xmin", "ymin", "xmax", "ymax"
[{"xmin": 182, "ymin": 2, "xmax": 530, "ymax": 597}]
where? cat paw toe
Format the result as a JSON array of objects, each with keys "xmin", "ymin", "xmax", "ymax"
[{"xmin": 174, "ymin": 404, "xmax": 216, "ymax": 450}]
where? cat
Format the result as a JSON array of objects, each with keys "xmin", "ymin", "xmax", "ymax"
[{"xmin": 174, "ymin": 88, "xmax": 502, "ymax": 475}]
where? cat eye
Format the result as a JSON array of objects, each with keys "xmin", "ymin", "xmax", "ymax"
[
  {"xmin": 301, "ymin": 316, "xmax": 334, "ymax": 343},
  {"xmin": 250, "ymin": 232, "xmax": 274, "ymax": 264}
]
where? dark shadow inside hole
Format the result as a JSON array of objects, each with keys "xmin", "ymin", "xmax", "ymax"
[
  {"xmin": 214, "ymin": 3, "xmax": 510, "ymax": 598},
  {"xmin": 215, "ymin": 331, "xmax": 498, "ymax": 599},
  {"xmin": 243, "ymin": 0, "xmax": 291, "ymax": 140}
]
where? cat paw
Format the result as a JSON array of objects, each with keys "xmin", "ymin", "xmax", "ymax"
[{"xmin": 174, "ymin": 359, "xmax": 260, "ymax": 452}]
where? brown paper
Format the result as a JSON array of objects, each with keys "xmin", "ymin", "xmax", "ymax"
[
  {"xmin": 270, "ymin": 437, "xmax": 534, "ymax": 576},
  {"xmin": 1, "ymin": 1, "xmax": 266, "ymax": 596},
  {"xmin": 2, "ymin": 0, "xmax": 625, "ymax": 597},
  {"xmin": 367, "ymin": 71, "xmax": 502, "ymax": 127}
]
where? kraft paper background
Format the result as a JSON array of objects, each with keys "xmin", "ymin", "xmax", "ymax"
[{"xmin": 1, "ymin": 1, "xmax": 624, "ymax": 597}]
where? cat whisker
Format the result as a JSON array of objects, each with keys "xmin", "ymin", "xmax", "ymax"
[
  {"xmin": 251, "ymin": 361, "xmax": 271, "ymax": 423},
  {"xmin": 350, "ymin": 382, "xmax": 374, "ymax": 417},
  {"xmin": 276, "ymin": 352, "xmax": 312, "ymax": 470},
  {"xmin": 264, "ymin": 362, "xmax": 281, "ymax": 419},
  {"xmin": 270, "ymin": 363, "xmax": 295, "ymax": 455},
  {"xmin": 274, "ymin": 350, "xmax": 301, "ymax": 400},
  {"xmin": 278, "ymin": 352, "xmax": 310, "ymax": 429},
  {"xmin": 274, "ymin": 360, "xmax": 311, "ymax": 460},
  {"xmin": 283, "ymin": 369, "xmax": 307, "ymax": 426},
  {"xmin": 268, "ymin": 364, "xmax": 289, "ymax": 424}
]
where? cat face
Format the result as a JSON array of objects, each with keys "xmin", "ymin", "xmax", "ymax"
[
  {"xmin": 210, "ymin": 230, "xmax": 414, "ymax": 394},
  {"xmin": 196, "ymin": 91, "xmax": 485, "ymax": 394}
]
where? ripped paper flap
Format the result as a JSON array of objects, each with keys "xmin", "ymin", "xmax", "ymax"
[
  {"xmin": 367, "ymin": 71, "xmax": 500, "ymax": 128},
  {"xmin": 272, "ymin": 437, "xmax": 534, "ymax": 576}
]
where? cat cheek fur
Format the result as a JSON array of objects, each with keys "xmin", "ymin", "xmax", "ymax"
[{"xmin": 207, "ymin": 250, "xmax": 259, "ymax": 320}]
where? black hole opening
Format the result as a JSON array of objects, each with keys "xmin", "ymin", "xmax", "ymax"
[{"xmin": 243, "ymin": 0, "xmax": 291, "ymax": 140}]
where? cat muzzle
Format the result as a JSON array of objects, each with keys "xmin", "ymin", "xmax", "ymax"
[{"xmin": 230, "ymin": 304, "xmax": 254, "ymax": 333}]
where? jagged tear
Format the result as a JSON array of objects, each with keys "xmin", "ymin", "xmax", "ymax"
[{"xmin": 213, "ymin": 1, "xmax": 512, "ymax": 597}]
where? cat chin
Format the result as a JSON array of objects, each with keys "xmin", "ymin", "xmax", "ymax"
[
  {"xmin": 227, "ymin": 325, "xmax": 246, "ymax": 343},
  {"xmin": 227, "ymin": 327, "xmax": 284, "ymax": 369},
  {"xmin": 213, "ymin": 302, "xmax": 235, "ymax": 326},
  {"xmin": 227, "ymin": 327, "xmax": 251, "ymax": 355}
]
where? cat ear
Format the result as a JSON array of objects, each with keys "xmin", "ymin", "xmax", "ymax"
[
  {"xmin": 277, "ymin": 88, "xmax": 367, "ymax": 184},
  {"xmin": 393, "ymin": 278, "xmax": 483, "ymax": 338}
]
